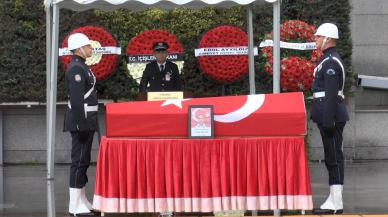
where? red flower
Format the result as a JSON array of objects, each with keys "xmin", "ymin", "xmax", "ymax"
[
  {"xmin": 125, "ymin": 30, "xmax": 184, "ymax": 83},
  {"xmin": 198, "ymin": 25, "xmax": 248, "ymax": 83},
  {"xmin": 60, "ymin": 26, "xmax": 119, "ymax": 80},
  {"xmin": 261, "ymin": 20, "xmax": 322, "ymax": 91},
  {"xmin": 126, "ymin": 29, "xmax": 184, "ymax": 55},
  {"xmin": 279, "ymin": 56, "xmax": 315, "ymax": 92}
]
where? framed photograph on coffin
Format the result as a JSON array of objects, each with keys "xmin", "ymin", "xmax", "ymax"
[{"xmin": 188, "ymin": 105, "xmax": 214, "ymax": 138}]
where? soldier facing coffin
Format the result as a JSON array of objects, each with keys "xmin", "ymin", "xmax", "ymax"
[
  {"xmin": 64, "ymin": 32, "xmax": 99, "ymax": 216},
  {"xmin": 311, "ymin": 23, "xmax": 349, "ymax": 215}
]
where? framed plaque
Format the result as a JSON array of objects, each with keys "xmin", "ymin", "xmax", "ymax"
[
  {"xmin": 147, "ymin": 91, "xmax": 183, "ymax": 101},
  {"xmin": 188, "ymin": 105, "xmax": 214, "ymax": 138}
]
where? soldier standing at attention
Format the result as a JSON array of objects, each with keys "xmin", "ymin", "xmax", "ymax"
[
  {"xmin": 64, "ymin": 32, "xmax": 99, "ymax": 216},
  {"xmin": 311, "ymin": 23, "xmax": 349, "ymax": 215}
]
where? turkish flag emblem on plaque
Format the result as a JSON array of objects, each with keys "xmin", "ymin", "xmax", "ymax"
[{"xmin": 105, "ymin": 92, "xmax": 306, "ymax": 137}]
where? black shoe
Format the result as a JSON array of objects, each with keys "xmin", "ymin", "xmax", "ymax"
[
  {"xmin": 68, "ymin": 212, "xmax": 99, "ymax": 216},
  {"xmin": 313, "ymin": 208, "xmax": 343, "ymax": 215},
  {"xmin": 91, "ymin": 210, "xmax": 101, "ymax": 215}
]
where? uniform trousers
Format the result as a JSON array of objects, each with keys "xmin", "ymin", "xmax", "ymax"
[
  {"xmin": 318, "ymin": 122, "xmax": 346, "ymax": 185},
  {"xmin": 70, "ymin": 131, "xmax": 95, "ymax": 188}
]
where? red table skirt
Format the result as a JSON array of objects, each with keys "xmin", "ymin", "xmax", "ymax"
[{"xmin": 93, "ymin": 136, "xmax": 313, "ymax": 213}]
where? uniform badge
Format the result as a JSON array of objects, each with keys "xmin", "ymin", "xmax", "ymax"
[
  {"xmin": 326, "ymin": 69, "xmax": 336, "ymax": 76},
  {"xmin": 165, "ymin": 71, "xmax": 171, "ymax": 81},
  {"xmin": 74, "ymin": 74, "xmax": 82, "ymax": 82}
]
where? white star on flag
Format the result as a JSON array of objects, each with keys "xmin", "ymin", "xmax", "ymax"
[{"xmin": 160, "ymin": 99, "xmax": 191, "ymax": 109}]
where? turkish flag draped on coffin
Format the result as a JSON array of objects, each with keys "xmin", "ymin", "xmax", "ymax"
[{"xmin": 105, "ymin": 92, "xmax": 306, "ymax": 137}]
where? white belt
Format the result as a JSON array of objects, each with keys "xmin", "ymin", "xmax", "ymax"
[
  {"xmin": 84, "ymin": 104, "xmax": 98, "ymax": 112},
  {"xmin": 68, "ymin": 101, "xmax": 98, "ymax": 118},
  {"xmin": 313, "ymin": 91, "xmax": 344, "ymax": 99}
]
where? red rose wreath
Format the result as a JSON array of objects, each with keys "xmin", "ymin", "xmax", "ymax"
[
  {"xmin": 197, "ymin": 25, "xmax": 249, "ymax": 83},
  {"xmin": 60, "ymin": 26, "xmax": 120, "ymax": 80},
  {"xmin": 262, "ymin": 20, "xmax": 321, "ymax": 92},
  {"xmin": 126, "ymin": 29, "xmax": 184, "ymax": 83}
]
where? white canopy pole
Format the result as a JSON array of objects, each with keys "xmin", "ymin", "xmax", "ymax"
[
  {"xmin": 46, "ymin": 2, "xmax": 52, "ymax": 180},
  {"xmin": 246, "ymin": 4, "xmax": 256, "ymax": 94},
  {"xmin": 47, "ymin": 179, "xmax": 56, "ymax": 217},
  {"xmin": 47, "ymin": 3, "xmax": 59, "ymax": 181},
  {"xmin": 272, "ymin": 0, "xmax": 281, "ymax": 93},
  {"xmin": 46, "ymin": 2, "xmax": 57, "ymax": 216}
]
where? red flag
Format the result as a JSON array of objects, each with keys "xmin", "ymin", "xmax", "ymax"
[{"xmin": 106, "ymin": 92, "xmax": 306, "ymax": 137}]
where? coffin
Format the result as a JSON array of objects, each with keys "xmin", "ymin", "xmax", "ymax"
[{"xmin": 105, "ymin": 92, "xmax": 306, "ymax": 137}]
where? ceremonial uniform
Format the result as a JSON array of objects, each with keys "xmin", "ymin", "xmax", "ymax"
[
  {"xmin": 139, "ymin": 41, "xmax": 181, "ymax": 93},
  {"xmin": 64, "ymin": 55, "xmax": 98, "ymax": 189},
  {"xmin": 311, "ymin": 23, "xmax": 349, "ymax": 215},
  {"xmin": 312, "ymin": 47, "xmax": 349, "ymax": 185},
  {"xmin": 139, "ymin": 60, "xmax": 181, "ymax": 92},
  {"xmin": 64, "ymin": 32, "xmax": 99, "ymax": 216}
]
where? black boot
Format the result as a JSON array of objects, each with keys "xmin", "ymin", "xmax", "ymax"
[
  {"xmin": 313, "ymin": 208, "xmax": 343, "ymax": 215},
  {"xmin": 68, "ymin": 211, "xmax": 100, "ymax": 216},
  {"xmin": 91, "ymin": 210, "xmax": 101, "ymax": 216}
]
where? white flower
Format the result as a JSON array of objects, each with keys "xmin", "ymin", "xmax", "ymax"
[
  {"xmin": 86, "ymin": 40, "xmax": 102, "ymax": 66},
  {"xmin": 127, "ymin": 61, "xmax": 185, "ymax": 84},
  {"xmin": 127, "ymin": 63, "xmax": 147, "ymax": 84},
  {"xmin": 173, "ymin": 61, "xmax": 184, "ymax": 74}
]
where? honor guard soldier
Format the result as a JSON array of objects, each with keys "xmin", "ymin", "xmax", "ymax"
[
  {"xmin": 139, "ymin": 41, "xmax": 181, "ymax": 92},
  {"xmin": 311, "ymin": 23, "xmax": 349, "ymax": 214},
  {"xmin": 64, "ymin": 33, "xmax": 99, "ymax": 216}
]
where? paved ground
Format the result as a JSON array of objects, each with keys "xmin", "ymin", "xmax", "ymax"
[{"xmin": 0, "ymin": 161, "xmax": 388, "ymax": 216}]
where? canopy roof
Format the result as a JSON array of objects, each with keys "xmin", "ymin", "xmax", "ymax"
[
  {"xmin": 45, "ymin": 0, "xmax": 265, "ymax": 11},
  {"xmin": 44, "ymin": 1, "xmax": 281, "ymax": 195}
]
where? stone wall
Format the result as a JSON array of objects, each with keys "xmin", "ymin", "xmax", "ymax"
[
  {"xmin": 0, "ymin": 104, "xmax": 104, "ymax": 164},
  {"xmin": 352, "ymin": 0, "xmax": 388, "ymax": 107}
]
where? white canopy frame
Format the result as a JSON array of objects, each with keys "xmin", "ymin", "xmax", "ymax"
[{"xmin": 44, "ymin": 1, "xmax": 281, "ymax": 216}]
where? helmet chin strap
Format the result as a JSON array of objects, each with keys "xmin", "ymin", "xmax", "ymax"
[
  {"xmin": 321, "ymin": 37, "xmax": 328, "ymax": 50},
  {"xmin": 79, "ymin": 47, "xmax": 88, "ymax": 59}
]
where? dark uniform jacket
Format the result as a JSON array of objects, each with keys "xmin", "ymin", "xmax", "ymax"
[
  {"xmin": 139, "ymin": 60, "xmax": 181, "ymax": 92},
  {"xmin": 64, "ymin": 56, "xmax": 98, "ymax": 132},
  {"xmin": 311, "ymin": 47, "xmax": 349, "ymax": 127}
]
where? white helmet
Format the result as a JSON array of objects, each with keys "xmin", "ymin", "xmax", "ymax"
[
  {"xmin": 315, "ymin": 23, "xmax": 339, "ymax": 39},
  {"xmin": 68, "ymin": 33, "xmax": 91, "ymax": 50}
]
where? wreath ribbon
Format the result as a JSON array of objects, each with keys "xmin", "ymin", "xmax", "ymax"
[
  {"xmin": 259, "ymin": 40, "xmax": 316, "ymax": 50},
  {"xmin": 261, "ymin": 20, "xmax": 321, "ymax": 91},
  {"xmin": 197, "ymin": 25, "xmax": 249, "ymax": 83},
  {"xmin": 195, "ymin": 46, "xmax": 258, "ymax": 56},
  {"xmin": 59, "ymin": 46, "xmax": 121, "ymax": 56}
]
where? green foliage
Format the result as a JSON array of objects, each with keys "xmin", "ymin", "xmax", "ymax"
[
  {"xmin": 0, "ymin": 0, "xmax": 46, "ymax": 101},
  {"xmin": 0, "ymin": 0, "xmax": 352, "ymax": 102}
]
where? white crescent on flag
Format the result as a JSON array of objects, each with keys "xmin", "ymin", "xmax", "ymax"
[{"xmin": 214, "ymin": 94, "xmax": 265, "ymax": 123}]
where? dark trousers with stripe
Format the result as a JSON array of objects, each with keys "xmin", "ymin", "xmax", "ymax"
[
  {"xmin": 318, "ymin": 122, "xmax": 346, "ymax": 185},
  {"xmin": 69, "ymin": 131, "xmax": 95, "ymax": 188}
]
